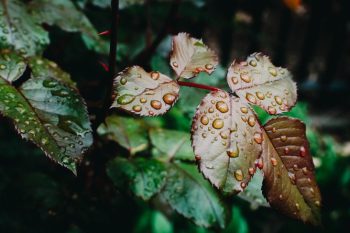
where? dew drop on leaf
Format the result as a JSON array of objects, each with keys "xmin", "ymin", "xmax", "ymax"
[
  {"xmin": 117, "ymin": 94, "xmax": 135, "ymax": 105},
  {"xmin": 163, "ymin": 93, "xmax": 176, "ymax": 105},
  {"xmin": 216, "ymin": 101, "xmax": 229, "ymax": 113},
  {"xmin": 246, "ymin": 93, "xmax": 257, "ymax": 104},
  {"xmin": 234, "ymin": 170, "xmax": 244, "ymax": 181},
  {"xmin": 132, "ymin": 105, "xmax": 142, "ymax": 112},
  {"xmin": 212, "ymin": 118, "xmax": 224, "ymax": 129}
]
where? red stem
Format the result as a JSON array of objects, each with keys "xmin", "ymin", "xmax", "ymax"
[{"xmin": 177, "ymin": 81, "xmax": 220, "ymax": 92}]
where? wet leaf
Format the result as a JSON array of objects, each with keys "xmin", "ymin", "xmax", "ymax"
[
  {"xmin": 0, "ymin": 0, "xmax": 49, "ymax": 56},
  {"xmin": 227, "ymin": 53, "xmax": 297, "ymax": 115},
  {"xmin": 112, "ymin": 66, "xmax": 180, "ymax": 116},
  {"xmin": 97, "ymin": 115, "xmax": 148, "ymax": 155},
  {"xmin": 237, "ymin": 169, "xmax": 269, "ymax": 209},
  {"xmin": 262, "ymin": 117, "xmax": 321, "ymax": 224},
  {"xmin": 191, "ymin": 90, "xmax": 262, "ymax": 193},
  {"xmin": 0, "ymin": 50, "xmax": 26, "ymax": 82},
  {"xmin": 0, "ymin": 52, "xmax": 93, "ymax": 173},
  {"xmin": 170, "ymin": 33, "xmax": 218, "ymax": 79},
  {"xmin": 149, "ymin": 128, "xmax": 194, "ymax": 161},
  {"xmin": 160, "ymin": 162, "xmax": 227, "ymax": 228},
  {"xmin": 107, "ymin": 157, "xmax": 167, "ymax": 201}
]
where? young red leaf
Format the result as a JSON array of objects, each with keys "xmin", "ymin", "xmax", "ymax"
[
  {"xmin": 262, "ymin": 117, "xmax": 321, "ymax": 224},
  {"xmin": 191, "ymin": 90, "xmax": 262, "ymax": 193},
  {"xmin": 111, "ymin": 66, "xmax": 180, "ymax": 116},
  {"xmin": 227, "ymin": 53, "xmax": 297, "ymax": 115},
  {"xmin": 170, "ymin": 33, "xmax": 218, "ymax": 79}
]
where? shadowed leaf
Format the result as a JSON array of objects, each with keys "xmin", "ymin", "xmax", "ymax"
[
  {"xmin": 227, "ymin": 53, "xmax": 297, "ymax": 115},
  {"xmin": 262, "ymin": 117, "xmax": 321, "ymax": 224},
  {"xmin": 112, "ymin": 66, "xmax": 180, "ymax": 116},
  {"xmin": 191, "ymin": 90, "xmax": 262, "ymax": 193},
  {"xmin": 107, "ymin": 157, "xmax": 167, "ymax": 201},
  {"xmin": 170, "ymin": 33, "xmax": 218, "ymax": 79},
  {"xmin": 160, "ymin": 162, "xmax": 227, "ymax": 228},
  {"xmin": 0, "ymin": 50, "xmax": 26, "ymax": 82}
]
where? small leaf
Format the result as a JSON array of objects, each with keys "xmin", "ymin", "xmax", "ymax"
[
  {"xmin": 227, "ymin": 53, "xmax": 297, "ymax": 115},
  {"xmin": 97, "ymin": 115, "xmax": 148, "ymax": 155},
  {"xmin": 191, "ymin": 90, "xmax": 262, "ymax": 193},
  {"xmin": 0, "ymin": 0, "xmax": 49, "ymax": 56},
  {"xmin": 112, "ymin": 66, "xmax": 180, "ymax": 116},
  {"xmin": 160, "ymin": 162, "xmax": 227, "ymax": 228},
  {"xmin": 262, "ymin": 117, "xmax": 321, "ymax": 224},
  {"xmin": 170, "ymin": 33, "xmax": 218, "ymax": 79},
  {"xmin": 0, "ymin": 52, "xmax": 93, "ymax": 173},
  {"xmin": 237, "ymin": 169, "xmax": 270, "ymax": 209},
  {"xmin": 149, "ymin": 128, "xmax": 194, "ymax": 161},
  {"xmin": 0, "ymin": 50, "xmax": 26, "ymax": 82},
  {"xmin": 107, "ymin": 157, "xmax": 167, "ymax": 200}
]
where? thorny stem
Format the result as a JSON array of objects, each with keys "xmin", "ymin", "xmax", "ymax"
[{"xmin": 177, "ymin": 81, "xmax": 220, "ymax": 92}]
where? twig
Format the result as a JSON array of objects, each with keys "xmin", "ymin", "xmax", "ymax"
[{"xmin": 177, "ymin": 81, "xmax": 219, "ymax": 92}]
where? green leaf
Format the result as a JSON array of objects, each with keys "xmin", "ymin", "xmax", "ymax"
[
  {"xmin": 0, "ymin": 50, "xmax": 26, "ymax": 82},
  {"xmin": 160, "ymin": 162, "xmax": 227, "ymax": 228},
  {"xmin": 28, "ymin": 0, "xmax": 108, "ymax": 54},
  {"xmin": 262, "ymin": 117, "xmax": 321, "ymax": 224},
  {"xmin": 134, "ymin": 210, "xmax": 174, "ymax": 233},
  {"xmin": 112, "ymin": 66, "xmax": 180, "ymax": 116},
  {"xmin": 191, "ymin": 90, "xmax": 262, "ymax": 193},
  {"xmin": 0, "ymin": 52, "xmax": 93, "ymax": 173},
  {"xmin": 227, "ymin": 53, "xmax": 297, "ymax": 115},
  {"xmin": 97, "ymin": 115, "xmax": 149, "ymax": 155},
  {"xmin": 107, "ymin": 157, "xmax": 167, "ymax": 200},
  {"xmin": 170, "ymin": 33, "xmax": 218, "ymax": 79},
  {"xmin": 222, "ymin": 207, "xmax": 249, "ymax": 233},
  {"xmin": 0, "ymin": 0, "xmax": 49, "ymax": 56},
  {"xmin": 149, "ymin": 128, "xmax": 194, "ymax": 161}
]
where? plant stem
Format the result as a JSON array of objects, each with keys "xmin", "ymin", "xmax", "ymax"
[{"xmin": 177, "ymin": 81, "xmax": 219, "ymax": 92}]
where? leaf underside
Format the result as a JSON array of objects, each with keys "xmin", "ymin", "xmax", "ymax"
[
  {"xmin": 191, "ymin": 90, "xmax": 262, "ymax": 194},
  {"xmin": 262, "ymin": 117, "xmax": 321, "ymax": 224},
  {"xmin": 170, "ymin": 32, "xmax": 218, "ymax": 79},
  {"xmin": 112, "ymin": 66, "xmax": 180, "ymax": 116}
]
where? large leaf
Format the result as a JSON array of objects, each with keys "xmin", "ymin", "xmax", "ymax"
[
  {"xmin": 227, "ymin": 53, "xmax": 297, "ymax": 115},
  {"xmin": 28, "ymin": 0, "xmax": 108, "ymax": 54},
  {"xmin": 149, "ymin": 128, "xmax": 194, "ymax": 161},
  {"xmin": 112, "ymin": 66, "xmax": 180, "ymax": 116},
  {"xmin": 160, "ymin": 162, "xmax": 227, "ymax": 228},
  {"xmin": 191, "ymin": 90, "xmax": 262, "ymax": 193},
  {"xmin": 170, "ymin": 33, "xmax": 218, "ymax": 79},
  {"xmin": 97, "ymin": 115, "xmax": 149, "ymax": 155},
  {"xmin": 0, "ymin": 0, "xmax": 49, "ymax": 56},
  {"xmin": 107, "ymin": 157, "xmax": 167, "ymax": 201},
  {"xmin": 0, "ymin": 52, "xmax": 93, "ymax": 173},
  {"xmin": 262, "ymin": 117, "xmax": 321, "ymax": 224}
]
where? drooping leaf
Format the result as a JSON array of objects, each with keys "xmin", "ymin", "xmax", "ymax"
[
  {"xmin": 28, "ymin": 0, "xmax": 108, "ymax": 54},
  {"xmin": 227, "ymin": 53, "xmax": 297, "ymax": 115},
  {"xmin": 28, "ymin": 56, "xmax": 76, "ymax": 88},
  {"xmin": 107, "ymin": 157, "xmax": 167, "ymax": 201},
  {"xmin": 112, "ymin": 66, "xmax": 180, "ymax": 116},
  {"xmin": 0, "ymin": 0, "xmax": 49, "ymax": 56},
  {"xmin": 160, "ymin": 162, "xmax": 227, "ymax": 228},
  {"xmin": 149, "ymin": 128, "xmax": 194, "ymax": 161},
  {"xmin": 170, "ymin": 33, "xmax": 218, "ymax": 79},
  {"xmin": 191, "ymin": 90, "xmax": 262, "ymax": 193},
  {"xmin": 97, "ymin": 115, "xmax": 148, "ymax": 155},
  {"xmin": 0, "ymin": 52, "xmax": 93, "ymax": 173},
  {"xmin": 262, "ymin": 117, "xmax": 321, "ymax": 224},
  {"xmin": 237, "ymin": 169, "xmax": 269, "ymax": 209}
]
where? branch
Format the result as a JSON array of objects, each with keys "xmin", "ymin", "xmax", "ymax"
[{"xmin": 177, "ymin": 81, "xmax": 220, "ymax": 92}]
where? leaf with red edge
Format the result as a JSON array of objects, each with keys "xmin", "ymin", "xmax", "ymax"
[
  {"xmin": 191, "ymin": 90, "xmax": 262, "ymax": 193},
  {"xmin": 111, "ymin": 66, "xmax": 180, "ymax": 116},
  {"xmin": 170, "ymin": 33, "xmax": 218, "ymax": 79},
  {"xmin": 227, "ymin": 53, "xmax": 297, "ymax": 115},
  {"xmin": 262, "ymin": 117, "xmax": 321, "ymax": 224}
]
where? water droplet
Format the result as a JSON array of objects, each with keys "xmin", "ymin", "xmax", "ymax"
[
  {"xmin": 240, "ymin": 107, "xmax": 248, "ymax": 114},
  {"xmin": 256, "ymin": 92, "xmax": 265, "ymax": 100},
  {"xmin": 172, "ymin": 61, "xmax": 178, "ymax": 68},
  {"xmin": 216, "ymin": 101, "xmax": 228, "ymax": 113},
  {"xmin": 248, "ymin": 167, "xmax": 255, "ymax": 175},
  {"xmin": 200, "ymin": 116, "xmax": 209, "ymax": 125},
  {"xmin": 117, "ymin": 94, "xmax": 135, "ymax": 105},
  {"xmin": 43, "ymin": 79, "xmax": 57, "ymax": 88},
  {"xmin": 205, "ymin": 64, "xmax": 213, "ymax": 70},
  {"xmin": 0, "ymin": 64, "xmax": 6, "ymax": 70},
  {"xmin": 249, "ymin": 60, "xmax": 257, "ymax": 67},
  {"xmin": 267, "ymin": 106, "xmax": 277, "ymax": 114},
  {"xmin": 284, "ymin": 147, "xmax": 289, "ymax": 154},
  {"xmin": 205, "ymin": 163, "xmax": 214, "ymax": 169},
  {"xmin": 253, "ymin": 132, "xmax": 263, "ymax": 144},
  {"xmin": 41, "ymin": 138, "xmax": 48, "ymax": 145},
  {"xmin": 300, "ymin": 146, "xmax": 306, "ymax": 157},
  {"xmin": 271, "ymin": 158, "xmax": 278, "ymax": 166},
  {"xmin": 295, "ymin": 203, "xmax": 300, "ymax": 211},
  {"xmin": 202, "ymin": 133, "xmax": 207, "ymax": 138},
  {"xmin": 272, "ymin": 127, "xmax": 276, "ymax": 133},
  {"xmin": 212, "ymin": 118, "xmax": 224, "ymax": 129},
  {"xmin": 302, "ymin": 167, "xmax": 308, "ymax": 175},
  {"xmin": 132, "ymin": 105, "xmax": 142, "ymax": 112},
  {"xmin": 163, "ymin": 93, "xmax": 176, "ymax": 105},
  {"xmin": 234, "ymin": 170, "xmax": 244, "ymax": 181},
  {"xmin": 240, "ymin": 73, "xmax": 251, "ymax": 83},
  {"xmin": 310, "ymin": 188, "xmax": 315, "ymax": 194},
  {"xmin": 220, "ymin": 131, "xmax": 228, "ymax": 139},
  {"xmin": 241, "ymin": 182, "xmax": 246, "ymax": 189},
  {"xmin": 232, "ymin": 77, "xmax": 239, "ymax": 84},
  {"xmin": 246, "ymin": 93, "xmax": 257, "ymax": 104},
  {"xmin": 208, "ymin": 107, "xmax": 214, "ymax": 113},
  {"xmin": 120, "ymin": 78, "xmax": 127, "ymax": 85},
  {"xmin": 227, "ymin": 143, "xmax": 239, "ymax": 158},
  {"xmin": 288, "ymin": 172, "xmax": 296, "ymax": 184},
  {"xmin": 255, "ymin": 158, "xmax": 264, "ymax": 169},
  {"xmin": 140, "ymin": 98, "xmax": 147, "ymax": 103},
  {"xmin": 280, "ymin": 135, "xmax": 287, "ymax": 142},
  {"xmin": 247, "ymin": 116, "xmax": 256, "ymax": 127},
  {"xmin": 195, "ymin": 155, "xmax": 201, "ymax": 161},
  {"xmin": 315, "ymin": 201, "xmax": 321, "ymax": 207},
  {"xmin": 279, "ymin": 194, "xmax": 283, "ymax": 200},
  {"xmin": 150, "ymin": 71, "xmax": 160, "ymax": 80},
  {"xmin": 274, "ymin": 96, "xmax": 283, "ymax": 105},
  {"xmin": 268, "ymin": 67, "xmax": 277, "ymax": 76},
  {"xmin": 150, "ymin": 100, "xmax": 162, "ymax": 110}
]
